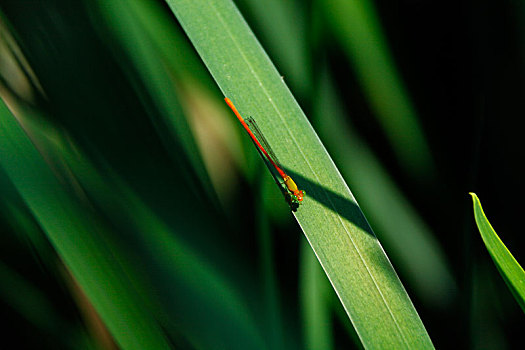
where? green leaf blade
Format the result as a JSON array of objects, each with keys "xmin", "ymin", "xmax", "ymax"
[
  {"xmin": 470, "ymin": 193, "xmax": 525, "ymax": 312},
  {"xmin": 165, "ymin": 0, "xmax": 434, "ymax": 347}
]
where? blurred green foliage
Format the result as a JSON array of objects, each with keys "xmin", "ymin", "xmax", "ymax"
[{"xmin": 1, "ymin": 0, "xmax": 524, "ymax": 349}]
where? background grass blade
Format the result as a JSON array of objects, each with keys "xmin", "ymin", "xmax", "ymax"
[
  {"xmin": 165, "ymin": 0, "xmax": 433, "ymax": 347},
  {"xmin": 0, "ymin": 99, "xmax": 171, "ymax": 350},
  {"xmin": 320, "ymin": 0, "xmax": 434, "ymax": 177},
  {"xmin": 470, "ymin": 193, "xmax": 525, "ymax": 312},
  {"xmin": 300, "ymin": 241, "xmax": 335, "ymax": 350},
  {"xmin": 91, "ymin": 0, "xmax": 214, "ymax": 198}
]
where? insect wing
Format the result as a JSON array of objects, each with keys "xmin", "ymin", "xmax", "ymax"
[{"xmin": 245, "ymin": 117, "xmax": 285, "ymax": 172}]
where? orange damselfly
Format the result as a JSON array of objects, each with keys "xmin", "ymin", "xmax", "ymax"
[{"xmin": 225, "ymin": 97, "xmax": 305, "ymax": 207}]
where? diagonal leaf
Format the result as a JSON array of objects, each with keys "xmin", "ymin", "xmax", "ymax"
[
  {"xmin": 0, "ymin": 98, "xmax": 171, "ymax": 350},
  {"xmin": 164, "ymin": 0, "xmax": 434, "ymax": 347},
  {"xmin": 470, "ymin": 193, "xmax": 525, "ymax": 312}
]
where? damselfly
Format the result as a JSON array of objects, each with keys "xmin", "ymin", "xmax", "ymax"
[{"xmin": 225, "ymin": 97, "xmax": 305, "ymax": 208}]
